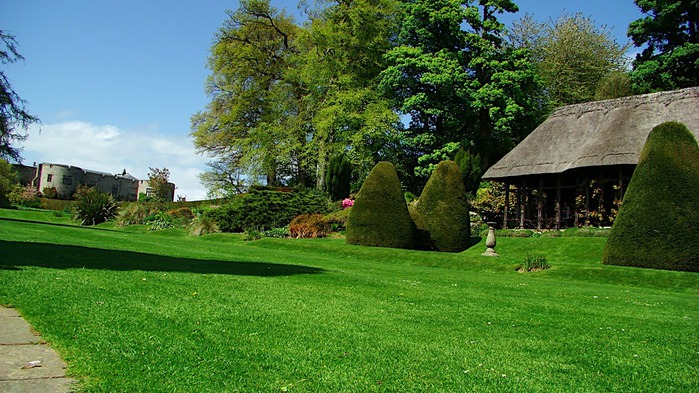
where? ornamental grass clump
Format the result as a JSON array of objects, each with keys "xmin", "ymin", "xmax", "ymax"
[
  {"xmin": 72, "ymin": 185, "xmax": 118, "ymax": 226},
  {"xmin": 189, "ymin": 215, "xmax": 219, "ymax": 236},
  {"xmin": 519, "ymin": 253, "xmax": 550, "ymax": 272},
  {"xmin": 346, "ymin": 162, "xmax": 415, "ymax": 249},
  {"xmin": 414, "ymin": 160, "xmax": 470, "ymax": 252},
  {"xmin": 603, "ymin": 121, "xmax": 699, "ymax": 272}
]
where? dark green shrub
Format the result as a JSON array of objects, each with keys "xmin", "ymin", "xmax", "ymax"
[
  {"xmin": 326, "ymin": 154, "xmax": 352, "ymax": 201},
  {"xmin": 42, "ymin": 186, "xmax": 58, "ymax": 199},
  {"xmin": 479, "ymin": 228, "xmax": 534, "ymax": 238},
  {"xmin": 346, "ymin": 162, "xmax": 415, "ymax": 249},
  {"xmin": 206, "ymin": 189, "xmax": 330, "ymax": 232},
  {"xmin": 324, "ymin": 208, "xmax": 351, "ymax": 231},
  {"xmin": 72, "ymin": 186, "xmax": 118, "ymax": 226},
  {"xmin": 289, "ymin": 214, "xmax": 331, "ymax": 238},
  {"xmin": 0, "ymin": 159, "xmax": 17, "ymax": 207},
  {"xmin": 414, "ymin": 160, "xmax": 470, "ymax": 252},
  {"xmin": 38, "ymin": 197, "xmax": 74, "ymax": 211},
  {"xmin": 603, "ymin": 122, "xmax": 699, "ymax": 272},
  {"xmin": 454, "ymin": 149, "xmax": 482, "ymax": 194}
]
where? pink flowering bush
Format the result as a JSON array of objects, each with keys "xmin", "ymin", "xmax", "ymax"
[{"xmin": 341, "ymin": 198, "xmax": 354, "ymax": 209}]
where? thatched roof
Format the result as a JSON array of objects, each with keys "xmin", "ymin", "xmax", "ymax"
[{"xmin": 483, "ymin": 87, "xmax": 699, "ymax": 180}]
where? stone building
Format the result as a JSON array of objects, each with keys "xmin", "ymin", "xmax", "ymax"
[
  {"xmin": 15, "ymin": 162, "xmax": 175, "ymax": 202},
  {"xmin": 482, "ymin": 87, "xmax": 699, "ymax": 229}
]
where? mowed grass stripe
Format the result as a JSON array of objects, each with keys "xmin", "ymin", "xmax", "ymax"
[{"xmin": 1, "ymin": 209, "xmax": 697, "ymax": 392}]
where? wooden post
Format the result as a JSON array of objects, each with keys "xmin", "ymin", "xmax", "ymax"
[
  {"xmin": 537, "ymin": 178, "xmax": 544, "ymax": 231},
  {"xmin": 555, "ymin": 177, "xmax": 562, "ymax": 229},
  {"xmin": 520, "ymin": 180, "xmax": 526, "ymax": 228},
  {"xmin": 516, "ymin": 182, "xmax": 522, "ymax": 229},
  {"xmin": 574, "ymin": 176, "xmax": 580, "ymax": 227},
  {"xmin": 503, "ymin": 182, "xmax": 510, "ymax": 229},
  {"xmin": 584, "ymin": 178, "xmax": 590, "ymax": 225}
]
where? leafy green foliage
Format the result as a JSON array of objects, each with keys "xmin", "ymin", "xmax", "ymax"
[
  {"xmin": 262, "ymin": 226, "xmax": 289, "ymax": 238},
  {"xmin": 508, "ymin": 13, "xmax": 629, "ymax": 106},
  {"xmin": 325, "ymin": 154, "xmax": 352, "ymax": 201},
  {"xmin": 603, "ymin": 122, "xmax": 699, "ymax": 272},
  {"xmin": 594, "ymin": 71, "xmax": 632, "ymax": 100},
  {"xmin": 628, "ymin": 0, "xmax": 699, "ymax": 92},
  {"xmin": 380, "ymin": 0, "xmax": 540, "ymax": 180},
  {"xmin": 471, "ymin": 181, "xmax": 515, "ymax": 223},
  {"xmin": 206, "ymin": 189, "xmax": 330, "ymax": 232},
  {"xmin": 0, "ymin": 158, "xmax": 17, "ymax": 207},
  {"xmin": 147, "ymin": 167, "xmax": 171, "ymax": 202},
  {"xmin": 346, "ymin": 162, "xmax": 415, "ymax": 249},
  {"xmin": 454, "ymin": 149, "xmax": 482, "ymax": 194},
  {"xmin": 71, "ymin": 186, "xmax": 118, "ymax": 226},
  {"xmin": 41, "ymin": 186, "xmax": 58, "ymax": 199},
  {"xmin": 116, "ymin": 202, "xmax": 165, "ymax": 227},
  {"xmin": 8, "ymin": 184, "xmax": 39, "ymax": 208},
  {"xmin": 244, "ymin": 228, "xmax": 263, "ymax": 241},
  {"xmin": 415, "ymin": 161, "xmax": 470, "ymax": 252}
]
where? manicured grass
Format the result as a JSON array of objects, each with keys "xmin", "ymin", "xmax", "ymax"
[{"xmin": 1, "ymin": 208, "xmax": 697, "ymax": 392}]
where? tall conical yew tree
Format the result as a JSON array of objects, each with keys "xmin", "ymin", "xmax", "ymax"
[
  {"xmin": 603, "ymin": 121, "xmax": 699, "ymax": 272},
  {"xmin": 415, "ymin": 160, "xmax": 470, "ymax": 252},
  {"xmin": 346, "ymin": 162, "xmax": 415, "ymax": 249}
]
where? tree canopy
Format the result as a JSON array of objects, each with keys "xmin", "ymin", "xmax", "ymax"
[
  {"xmin": 1, "ymin": 31, "xmax": 39, "ymax": 163},
  {"xmin": 628, "ymin": 0, "xmax": 699, "ymax": 92},
  {"xmin": 508, "ymin": 13, "xmax": 630, "ymax": 106}
]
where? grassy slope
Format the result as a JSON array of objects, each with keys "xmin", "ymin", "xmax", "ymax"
[{"xmin": 0, "ymin": 209, "xmax": 697, "ymax": 392}]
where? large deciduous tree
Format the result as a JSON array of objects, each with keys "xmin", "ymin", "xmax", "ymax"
[
  {"xmin": 1, "ymin": 31, "xmax": 39, "ymax": 162},
  {"xmin": 191, "ymin": 0, "xmax": 303, "ymax": 187},
  {"xmin": 628, "ymin": 0, "xmax": 699, "ymax": 92},
  {"xmin": 379, "ymin": 0, "xmax": 539, "ymax": 189},
  {"xmin": 508, "ymin": 13, "xmax": 630, "ymax": 106}
]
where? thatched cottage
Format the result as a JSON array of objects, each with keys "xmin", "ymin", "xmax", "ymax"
[{"xmin": 482, "ymin": 87, "xmax": 699, "ymax": 229}]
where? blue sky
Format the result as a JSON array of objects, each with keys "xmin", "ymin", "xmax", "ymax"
[{"xmin": 1, "ymin": 0, "xmax": 644, "ymax": 200}]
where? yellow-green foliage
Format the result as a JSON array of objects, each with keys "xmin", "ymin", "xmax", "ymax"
[
  {"xmin": 346, "ymin": 162, "xmax": 415, "ymax": 249},
  {"xmin": 603, "ymin": 122, "xmax": 699, "ymax": 272},
  {"xmin": 415, "ymin": 160, "xmax": 470, "ymax": 252}
]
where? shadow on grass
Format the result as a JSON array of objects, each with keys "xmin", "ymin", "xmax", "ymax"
[
  {"xmin": 0, "ymin": 240, "xmax": 325, "ymax": 277},
  {"xmin": 466, "ymin": 236, "xmax": 483, "ymax": 249}
]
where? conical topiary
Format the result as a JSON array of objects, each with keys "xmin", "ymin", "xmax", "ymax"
[
  {"xmin": 346, "ymin": 162, "xmax": 415, "ymax": 249},
  {"xmin": 603, "ymin": 121, "xmax": 699, "ymax": 272},
  {"xmin": 415, "ymin": 160, "xmax": 470, "ymax": 252}
]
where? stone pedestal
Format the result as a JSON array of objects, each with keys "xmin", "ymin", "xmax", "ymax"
[{"xmin": 481, "ymin": 222, "xmax": 499, "ymax": 257}]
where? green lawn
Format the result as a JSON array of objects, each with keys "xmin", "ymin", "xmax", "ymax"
[{"xmin": 0, "ymin": 208, "xmax": 697, "ymax": 392}]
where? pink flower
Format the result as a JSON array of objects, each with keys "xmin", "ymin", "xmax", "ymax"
[{"xmin": 342, "ymin": 198, "xmax": 354, "ymax": 209}]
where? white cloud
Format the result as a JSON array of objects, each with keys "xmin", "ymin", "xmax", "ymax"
[{"xmin": 21, "ymin": 121, "xmax": 210, "ymax": 201}]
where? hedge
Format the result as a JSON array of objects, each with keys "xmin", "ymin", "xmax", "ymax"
[
  {"xmin": 415, "ymin": 160, "xmax": 470, "ymax": 252},
  {"xmin": 346, "ymin": 162, "xmax": 415, "ymax": 249},
  {"xmin": 603, "ymin": 121, "xmax": 699, "ymax": 272}
]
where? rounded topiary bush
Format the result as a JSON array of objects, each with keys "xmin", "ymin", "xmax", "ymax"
[
  {"xmin": 345, "ymin": 162, "xmax": 415, "ymax": 249},
  {"xmin": 415, "ymin": 160, "xmax": 470, "ymax": 252},
  {"xmin": 603, "ymin": 121, "xmax": 699, "ymax": 272}
]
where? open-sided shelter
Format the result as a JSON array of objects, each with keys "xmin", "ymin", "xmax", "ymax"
[{"xmin": 482, "ymin": 87, "xmax": 699, "ymax": 229}]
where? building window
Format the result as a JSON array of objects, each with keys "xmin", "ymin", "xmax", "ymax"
[
  {"xmin": 112, "ymin": 185, "xmax": 119, "ymax": 195},
  {"xmin": 47, "ymin": 174, "xmax": 53, "ymax": 182},
  {"xmin": 62, "ymin": 175, "xmax": 72, "ymax": 185},
  {"xmin": 146, "ymin": 187, "xmax": 154, "ymax": 197}
]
